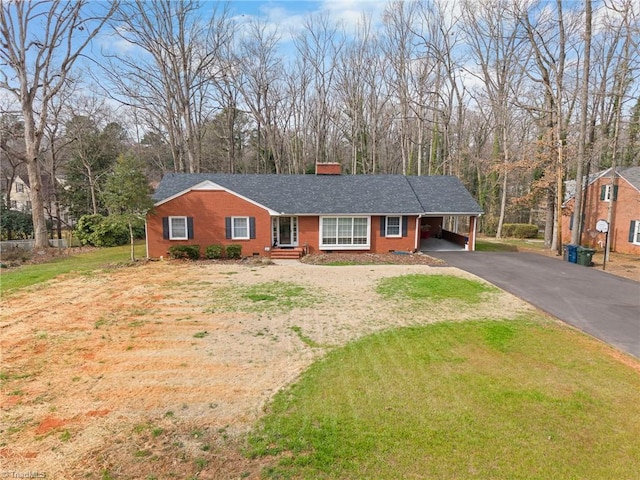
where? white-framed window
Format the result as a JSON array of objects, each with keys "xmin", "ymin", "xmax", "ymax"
[
  {"xmin": 320, "ymin": 216, "xmax": 370, "ymax": 249},
  {"xmin": 385, "ymin": 216, "xmax": 402, "ymax": 237},
  {"xmin": 10, "ymin": 200, "xmax": 17, "ymax": 209},
  {"xmin": 16, "ymin": 183, "xmax": 24, "ymax": 193},
  {"xmin": 601, "ymin": 184, "xmax": 618, "ymax": 202},
  {"xmin": 169, "ymin": 216, "xmax": 188, "ymax": 240},
  {"xmin": 231, "ymin": 216, "xmax": 250, "ymax": 240},
  {"xmin": 632, "ymin": 221, "xmax": 640, "ymax": 245}
]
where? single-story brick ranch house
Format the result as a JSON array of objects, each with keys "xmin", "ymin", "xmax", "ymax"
[
  {"xmin": 146, "ymin": 163, "xmax": 483, "ymax": 259},
  {"xmin": 562, "ymin": 166, "xmax": 640, "ymax": 255}
]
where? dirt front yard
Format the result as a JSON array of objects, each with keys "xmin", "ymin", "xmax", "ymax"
[{"xmin": 0, "ymin": 259, "xmax": 543, "ymax": 478}]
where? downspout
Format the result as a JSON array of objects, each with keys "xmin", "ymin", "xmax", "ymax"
[{"xmin": 145, "ymin": 219, "xmax": 149, "ymax": 259}]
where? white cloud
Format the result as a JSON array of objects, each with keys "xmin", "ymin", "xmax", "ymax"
[{"xmin": 320, "ymin": 0, "xmax": 388, "ymax": 31}]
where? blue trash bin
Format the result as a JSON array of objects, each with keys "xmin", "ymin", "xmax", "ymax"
[{"xmin": 565, "ymin": 244, "xmax": 578, "ymax": 263}]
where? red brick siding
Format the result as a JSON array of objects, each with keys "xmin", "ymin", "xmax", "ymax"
[
  {"xmin": 148, "ymin": 193, "xmax": 422, "ymax": 258},
  {"xmin": 298, "ymin": 216, "xmax": 320, "ymax": 254},
  {"xmin": 371, "ymin": 216, "xmax": 417, "ymax": 253},
  {"xmin": 562, "ymin": 177, "xmax": 640, "ymax": 255},
  {"xmin": 297, "ymin": 215, "xmax": 417, "ymax": 254},
  {"xmin": 147, "ymin": 190, "xmax": 272, "ymax": 259}
]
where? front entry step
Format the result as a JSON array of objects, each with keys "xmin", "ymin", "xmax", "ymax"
[{"xmin": 270, "ymin": 247, "xmax": 304, "ymax": 260}]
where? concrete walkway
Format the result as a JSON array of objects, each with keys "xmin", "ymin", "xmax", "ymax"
[
  {"xmin": 433, "ymin": 251, "xmax": 640, "ymax": 359},
  {"xmin": 420, "ymin": 237, "xmax": 465, "ymax": 252}
]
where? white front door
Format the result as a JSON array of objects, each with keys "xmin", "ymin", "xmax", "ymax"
[{"xmin": 272, "ymin": 217, "xmax": 298, "ymax": 247}]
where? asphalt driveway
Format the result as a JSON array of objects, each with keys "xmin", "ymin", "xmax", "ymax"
[{"xmin": 433, "ymin": 252, "xmax": 640, "ymax": 358}]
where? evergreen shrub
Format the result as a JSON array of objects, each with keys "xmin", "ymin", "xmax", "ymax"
[
  {"xmin": 205, "ymin": 244, "xmax": 225, "ymax": 259},
  {"xmin": 75, "ymin": 214, "xmax": 130, "ymax": 247},
  {"xmin": 226, "ymin": 244, "xmax": 242, "ymax": 259},
  {"xmin": 168, "ymin": 245, "xmax": 200, "ymax": 260},
  {"xmin": 502, "ymin": 223, "xmax": 538, "ymax": 239}
]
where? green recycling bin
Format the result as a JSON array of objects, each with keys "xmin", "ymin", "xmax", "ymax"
[{"xmin": 576, "ymin": 246, "xmax": 596, "ymax": 266}]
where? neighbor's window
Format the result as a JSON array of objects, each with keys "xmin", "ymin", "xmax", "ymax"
[
  {"xmin": 385, "ymin": 216, "xmax": 401, "ymax": 237},
  {"xmin": 232, "ymin": 216, "xmax": 250, "ymax": 240},
  {"xmin": 601, "ymin": 184, "xmax": 618, "ymax": 202},
  {"xmin": 16, "ymin": 183, "xmax": 24, "ymax": 193},
  {"xmin": 632, "ymin": 221, "xmax": 640, "ymax": 245},
  {"xmin": 169, "ymin": 216, "xmax": 188, "ymax": 240},
  {"xmin": 320, "ymin": 216, "xmax": 370, "ymax": 249}
]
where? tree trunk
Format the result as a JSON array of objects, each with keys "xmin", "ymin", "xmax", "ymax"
[
  {"xmin": 22, "ymin": 111, "xmax": 49, "ymax": 249},
  {"xmin": 129, "ymin": 221, "xmax": 135, "ymax": 262},
  {"xmin": 570, "ymin": 0, "xmax": 591, "ymax": 246},
  {"xmin": 544, "ymin": 189, "xmax": 554, "ymax": 249}
]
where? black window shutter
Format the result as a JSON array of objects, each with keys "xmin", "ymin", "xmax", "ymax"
[
  {"xmin": 162, "ymin": 217, "xmax": 169, "ymax": 240},
  {"xmin": 249, "ymin": 217, "xmax": 256, "ymax": 239},
  {"xmin": 187, "ymin": 217, "xmax": 194, "ymax": 239},
  {"xmin": 613, "ymin": 185, "xmax": 618, "ymax": 201},
  {"xmin": 600, "ymin": 185, "xmax": 606, "ymax": 200},
  {"xmin": 225, "ymin": 217, "xmax": 232, "ymax": 239},
  {"xmin": 629, "ymin": 221, "xmax": 636, "ymax": 243},
  {"xmin": 380, "ymin": 217, "xmax": 386, "ymax": 237},
  {"xmin": 569, "ymin": 213, "xmax": 573, "ymax": 231},
  {"xmin": 402, "ymin": 216, "xmax": 408, "ymax": 237}
]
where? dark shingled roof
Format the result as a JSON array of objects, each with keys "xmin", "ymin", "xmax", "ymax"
[
  {"xmin": 619, "ymin": 166, "xmax": 640, "ymax": 191},
  {"xmin": 564, "ymin": 166, "xmax": 640, "ymax": 203},
  {"xmin": 153, "ymin": 173, "xmax": 483, "ymax": 215}
]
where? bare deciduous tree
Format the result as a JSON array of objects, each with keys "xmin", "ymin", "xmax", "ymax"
[
  {"xmin": 105, "ymin": 0, "xmax": 232, "ymax": 173},
  {"xmin": 570, "ymin": 0, "xmax": 592, "ymax": 246},
  {"xmin": 0, "ymin": 0, "xmax": 117, "ymax": 248},
  {"xmin": 461, "ymin": 0, "xmax": 527, "ymax": 238},
  {"xmin": 294, "ymin": 13, "xmax": 345, "ymax": 167},
  {"xmin": 234, "ymin": 19, "xmax": 285, "ymax": 173}
]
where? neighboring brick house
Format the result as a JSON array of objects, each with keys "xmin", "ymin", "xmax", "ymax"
[
  {"xmin": 562, "ymin": 166, "xmax": 640, "ymax": 255},
  {"xmin": 146, "ymin": 164, "xmax": 483, "ymax": 259}
]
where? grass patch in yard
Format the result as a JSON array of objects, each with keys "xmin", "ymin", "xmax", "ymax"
[
  {"xmin": 207, "ymin": 281, "xmax": 320, "ymax": 314},
  {"xmin": 290, "ymin": 326, "xmax": 324, "ymax": 348},
  {"xmin": 0, "ymin": 243, "xmax": 146, "ymax": 295},
  {"xmin": 475, "ymin": 237, "xmax": 546, "ymax": 252},
  {"xmin": 377, "ymin": 274, "xmax": 496, "ymax": 304},
  {"xmin": 322, "ymin": 261, "xmax": 361, "ymax": 266},
  {"xmin": 248, "ymin": 318, "xmax": 640, "ymax": 479}
]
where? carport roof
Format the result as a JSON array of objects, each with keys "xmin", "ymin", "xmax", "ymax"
[{"xmin": 153, "ymin": 173, "xmax": 484, "ymax": 216}]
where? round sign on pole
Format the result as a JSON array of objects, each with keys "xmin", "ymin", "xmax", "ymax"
[{"xmin": 596, "ymin": 219, "xmax": 609, "ymax": 233}]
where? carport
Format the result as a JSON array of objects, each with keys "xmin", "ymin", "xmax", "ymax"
[{"xmin": 418, "ymin": 214, "xmax": 477, "ymax": 252}]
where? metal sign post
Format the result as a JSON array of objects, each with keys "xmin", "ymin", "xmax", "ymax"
[{"xmin": 596, "ymin": 220, "xmax": 609, "ymax": 271}]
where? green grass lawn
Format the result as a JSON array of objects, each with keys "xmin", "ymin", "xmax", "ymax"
[
  {"xmin": 475, "ymin": 236, "xmax": 546, "ymax": 252},
  {"xmin": 0, "ymin": 243, "xmax": 146, "ymax": 295},
  {"xmin": 3, "ymin": 247, "xmax": 638, "ymax": 479},
  {"xmin": 249, "ymin": 318, "xmax": 640, "ymax": 479},
  {"xmin": 205, "ymin": 280, "xmax": 320, "ymax": 314},
  {"xmin": 377, "ymin": 274, "xmax": 497, "ymax": 303}
]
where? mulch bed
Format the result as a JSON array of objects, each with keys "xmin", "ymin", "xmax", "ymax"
[{"xmin": 300, "ymin": 252, "xmax": 445, "ymax": 266}]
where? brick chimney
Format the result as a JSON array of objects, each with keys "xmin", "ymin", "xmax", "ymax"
[{"xmin": 315, "ymin": 162, "xmax": 342, "ymax": 175}]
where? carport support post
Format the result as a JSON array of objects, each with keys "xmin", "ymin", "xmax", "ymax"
[{"xmin": 469, "ymin": 216, "xmax": 477, "ymax": 251}]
